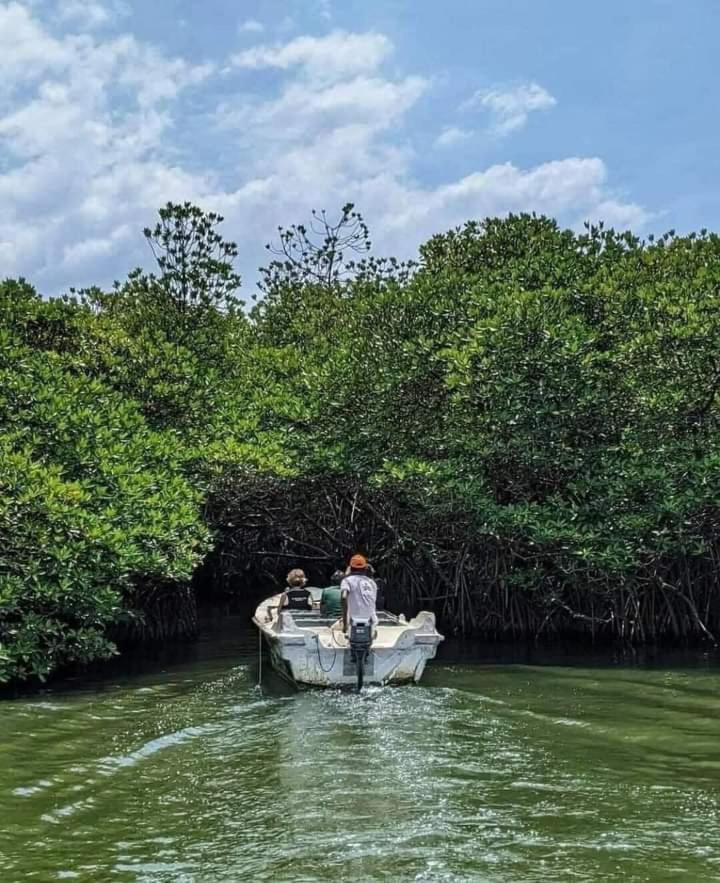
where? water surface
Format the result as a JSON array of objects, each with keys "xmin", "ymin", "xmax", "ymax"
[{"xmin": 2, "ymin": 622, "xmax": 720, "ymax": 881}]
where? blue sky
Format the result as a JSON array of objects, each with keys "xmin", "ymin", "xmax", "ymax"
[{"xmin": 1, "ymin": 0, "xmax": 718, "ymax": 295}]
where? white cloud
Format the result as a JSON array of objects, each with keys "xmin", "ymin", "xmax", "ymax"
[
  {"xmin": 55, "ymin": 0, "xmax": 129, "ymax": 28},
  {"xmin": 61, "ymin": 222, "xmax": 132, "ymax": 267},
  {"xmin": 0, "ymin": 2, "xmax": 213, "ymax": 289},
  {"xmin": 0, "ymin": 2, "xmax": 73, "ymax": 84},
  {"xmin": 465, "ymin": 82, "xmax": 557, "ymax": 135},
  {"xmin": 377, "ymin": 158, "xmax": 649, "ymax": 240},
  {"xmin": 238, "ymin": 18, "xmax": 264, "ymax": 34},
  {"xmin": 0, "ymin": 7, "xmax": 649, "ymax": 296},
  {"xmin": 213, "ymin": 44, "xmax": 647, "ymax": 277},
  {"xmin": 434, "ymin": 126, "xmax": 472, "ymax": 148},
  {"xmin": 218, "ymin": 75, "xmax": 427, "ymax": 145},
  {"xmin": 589, "ymin": 198, "xmax": 651, "ymax": 231},
  {"xmin": 230, "ymin": 30, "xmax": 392, "ymax": 82}
]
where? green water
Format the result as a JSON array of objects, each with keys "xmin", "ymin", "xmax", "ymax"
[{"xmin": 2, "ymin": 626, "xmax": 720, "ymax": 882}]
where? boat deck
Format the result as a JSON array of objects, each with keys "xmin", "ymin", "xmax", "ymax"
[
  {"xmin": 288, "ymin": 609, "xmax": 400, "ymax": 629},
  {"xmin": 273, "ymin": 605, "xmax": 410, "ymax": 650}
]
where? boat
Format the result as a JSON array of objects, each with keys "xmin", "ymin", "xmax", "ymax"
[{"xmin": 252, "ymin": 588, "xmax": 444, "ymax": 688}]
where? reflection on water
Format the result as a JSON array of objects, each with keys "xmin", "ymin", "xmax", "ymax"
[{"xmin": 2, "ymin": 618, "xmax": 720, "ymax": 881}]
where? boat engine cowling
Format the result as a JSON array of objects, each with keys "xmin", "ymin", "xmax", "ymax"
[{"xmin": 349, "ymin": 619, "xmax": 373, "ymax": 690}]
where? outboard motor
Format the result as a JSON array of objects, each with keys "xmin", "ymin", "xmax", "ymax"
[{"xmin": 349, "ymin": 619, "xmax": 373, "ymax": 691}]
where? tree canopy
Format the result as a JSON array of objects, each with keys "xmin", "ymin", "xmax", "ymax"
[{"xmin": 4, "ymin": 205, "xmax": 720, "ymax": 684}]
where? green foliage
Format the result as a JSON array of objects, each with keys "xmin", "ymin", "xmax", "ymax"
[
  {"xmin": 0, "ymin": 281, "xmax": 210, "ymax": 684},
  {"xmin": 242, "ymin": 212, "xmax": 720, "ymax": 639},
  {"xmin": 6, "ymin": 206, "xmax": 720, "ymax": 684}
]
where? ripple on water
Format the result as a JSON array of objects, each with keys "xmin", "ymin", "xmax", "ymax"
[{"xmin": 2, "ymin": 652, "xmax": 720, "ymax": 881}]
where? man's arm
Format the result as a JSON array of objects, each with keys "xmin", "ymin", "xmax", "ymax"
[
  {"xmin": 368, "ymin": 579, "xmax": 379, "ymax": 625},
  {"xmin": 341, "ymin": 589, "xmax": 348, "ymax": 633}
]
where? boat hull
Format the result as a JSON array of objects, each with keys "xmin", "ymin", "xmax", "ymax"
[
  {"xmin": 264, "ymin": 631, "xmax": 438, "ymax": 687},
  {"xmin": 253, "ymin": 595, "xmax": 443, "ymax": 688}
]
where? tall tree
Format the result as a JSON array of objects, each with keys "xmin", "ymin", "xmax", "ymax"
[
  {"xmin": 258, "ymin": 203, "xmax": 371, "ymax": 293},
  {"xmin": 144, "ymin": 201, "xmax": 242, "ymax": 314}
]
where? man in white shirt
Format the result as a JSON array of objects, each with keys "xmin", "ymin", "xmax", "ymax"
[{"xmin": 341, "ymin": 553, "xmax": 378, "ymax": 634}]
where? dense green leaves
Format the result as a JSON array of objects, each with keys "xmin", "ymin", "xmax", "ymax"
[
  {"xmin": 242, "ymin": 213, "xmax": 720, "ymax": 640},
  {"xmin": 5, "ymin": 208, "xmax": 720, "ymax": 684},
  {"xmin": 0, "ymin": 281, "xmax": 211, "ymax": 684}
]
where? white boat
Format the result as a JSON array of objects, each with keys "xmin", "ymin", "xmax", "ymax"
[{"xmin": 252, "ymin": 590, "xmax": 444, "ymax": 688}]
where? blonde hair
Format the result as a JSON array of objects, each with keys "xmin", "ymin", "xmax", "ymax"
[{"xmin": 286, "ymin": 569, "xmax": 307, "ymax": 588}]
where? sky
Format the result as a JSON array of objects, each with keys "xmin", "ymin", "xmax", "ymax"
[{"xmin": 1, "ymin": 0, "xmax": 718, "ymax": 296}]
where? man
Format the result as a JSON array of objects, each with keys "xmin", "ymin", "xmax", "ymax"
[
  {"xmin": 341, "ymin": 554, "xmax": 378, "ymax": 634},
  {"xmin": 320, "ymin": 570, "xmax": 345, "ymax": 618},
  {"xmin": 365, "ymin": 563, "xmax": 386, "ymax": 611}
]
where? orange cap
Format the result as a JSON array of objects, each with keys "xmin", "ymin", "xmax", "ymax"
[{"xmin": 349, "ymin": 554, "xmax": 367, "ymax": 569}]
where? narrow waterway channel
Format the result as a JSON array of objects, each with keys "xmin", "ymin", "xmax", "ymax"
[{"xmin": 2, "ymin": 618, "xmax": 720, "ymax": 882}]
